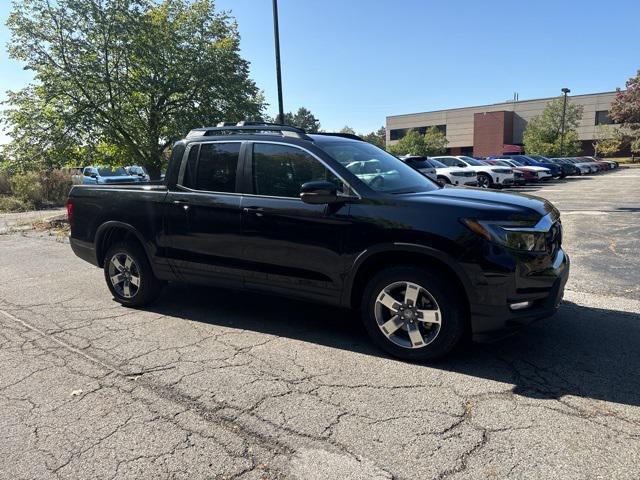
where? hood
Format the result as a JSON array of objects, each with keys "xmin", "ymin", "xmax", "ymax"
[{"xmin": 399, "ymin": 187, "xmax": 557, "ymax": 223}]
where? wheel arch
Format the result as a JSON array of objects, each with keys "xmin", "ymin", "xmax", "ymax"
[
  {"xmin": 345, "ymin": 244, "xmax": 474, "ymax": 317},
  {"xmin": 95, "ymin": 221, "xmax": 150, "ymax": 268}
]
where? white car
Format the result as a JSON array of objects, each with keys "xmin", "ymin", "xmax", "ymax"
[
  {"xmin": 427, "ymin": 158, "xmax": 478, "ymax": 186},
  {"xmin": 398, "ymin": 155, "xmax": 438, "ymax": 182},
  {"xmin": 498, "ymin": 159, "xmax": 552, "ymax": 181},
  {"xmin": 432, "ymin": 156, "xmax": 515, "ymax": 188}
]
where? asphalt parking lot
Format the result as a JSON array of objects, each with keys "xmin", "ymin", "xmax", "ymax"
[{"xmin": 1, "ymin": 169, "xmax": 639, "ymax": 479}]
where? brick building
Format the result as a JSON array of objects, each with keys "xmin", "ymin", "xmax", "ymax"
[{"xmin": 386, "ymin": 91, "xmax": 623, "ymax": 157}]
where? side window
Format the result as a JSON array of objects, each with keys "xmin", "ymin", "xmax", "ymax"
[
  {"xmin": 438, "ymin": 157, "xmax": 455, "ymax": 167},
  {"xmin": 252, "ymin": 143, "xmax": 345, "ymax": 198},
  {"xmin": 183, "ymin": 142, "xmax": 240, "ymax": 192}
]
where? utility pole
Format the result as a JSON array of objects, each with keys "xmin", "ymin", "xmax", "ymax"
[
  {"xmin": 272, "ymin": 0, "xmax": 284, "ymax": 124},
  {"xmin": 559, "ymin": 87, "xmax": 570, "ymax": 156}
]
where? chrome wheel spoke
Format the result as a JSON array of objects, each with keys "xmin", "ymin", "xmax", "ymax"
[
  {"xmin": 417, "ymin": 309, "xmax": 440, "ymax": 324},
  {"xmin": 111, "ymin": 257, "xmax": 125, "ymax": 272},
  {"xmin": 129, "ymin": 275, "xmax": 140, "ymax": 287},
  {"xmin": 111, "ymin": 273, "xmax": 124, "ymax": 285},
  {"xmin": 123, "ymin": 282, "xmax": 131, "ymax": 297},
  {"xmin": 407, "ymin": 323, "xmax": 425, "ymax": 347},
  {"xmin": 124, "ymin": 256, "xmax": 133, "ymax": 269},
  {"xmin": 377, "ymin": 292, "xmax": 400, "ymax": 312},
  {"xmin": 403, "ymin": 283, "xmax": 420, "ymax": 306},
  {"xmin": 380, "ymin": 315, "xmax": 404, "ymax": 336}
]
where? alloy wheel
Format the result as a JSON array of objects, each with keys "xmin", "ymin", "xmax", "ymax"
[
  {"xmin": 374, "ymin": 281, "xmax": 442, "ymax": 349},
  {"xmin": 108, "ymin": 253, "xmax": 141, "ymax": 298},
  {"xmin": 477, "ymin": 175, "xmax": 490, "ymax": 188}
]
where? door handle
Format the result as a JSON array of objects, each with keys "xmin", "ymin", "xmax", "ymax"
[
  {"xmin": 243, "ymin": 206, "xmax": 264, "ymax": 217},
  {"xmin": 172, "ymin": 199, "xmax": 190, "ymax": 211}
]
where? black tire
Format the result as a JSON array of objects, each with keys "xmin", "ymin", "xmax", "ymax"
[
  {"xmin": 477, "ymin": 173, "xmax": 492, "ymax": 189},
  {"xmin": 361, "ymin": 267, "xmax": 466, "ymax": 361},
  {"xmin": 103, "ymin": 241, "xmax": 163, "ymax": 307},
  {"xmin": 438, "ymin": 176, "xmax": 451, "ymax": 185}
]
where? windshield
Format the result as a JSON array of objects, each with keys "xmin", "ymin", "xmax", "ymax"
[
  {"xmin": 458, "ymin": 156, "xmax": 486, "ymax": 166},
  {"xmin": 506, "ymin": 159, "xmax": 523, "ymax": 166},
  {"xmin": 318, "ymin": 141, "xmax": 439, "ymax": 193},
  {"xmin": 428, "ymin": 159, "xmax": 446, "ymax": 168},
  {"xmin": 98, "ymin": 167, "xmax": 127, "ymax": 176}
]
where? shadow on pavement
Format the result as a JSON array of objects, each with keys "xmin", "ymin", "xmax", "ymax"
[{"xmin": 147, "ymin": 284, "xmax": 640, "ymax": 407}]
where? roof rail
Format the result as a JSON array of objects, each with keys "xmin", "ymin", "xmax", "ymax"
[
  {"xmin": 311, "ymin": 132, "xmax": 364, "ymax": 141},
  {"xmin": 186, "ymin": 121, "xmax": 310, "ymax": 140}
]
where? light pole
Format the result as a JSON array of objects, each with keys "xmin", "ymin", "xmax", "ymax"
[
  {"xmin": 272, "ymin": 0, "xmax": 284, "ymax": 124},
  {"xmin": 559, "ymin": 87, "xmax": 570, "ymax": 156}
]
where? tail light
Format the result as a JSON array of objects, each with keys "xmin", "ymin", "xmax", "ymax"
[{"xmin": 66, "ymin": 199, "xmax": 73, "ymax": 227}]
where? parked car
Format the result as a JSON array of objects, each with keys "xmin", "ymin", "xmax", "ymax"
[
  {"xmin": 427, "ymin": 158, "xmax": 478, "ymax": 186},
  {"xmin": 485, "ymin": 159, "xmax": 551, "ymax": 183},
  {"xmin": 551, "ymin": 158, "xmax": 590, "ymax": 175},
  {"xmin": 527, "ymin": 155, "xmax": 579, "ymax": 177},
  {"xmin": 125, "ymin": 165, "xmax": 150, "ymax": 182},
  {"xmin": 563, "ymin": 157, "xmax": 598, "ymax": 174},
  {"xmin": 82, "ymin": 166, "xmax": 142, "ymax": 184},
  {"xmin": 399, "ymin": 155, "xmax": 438, "ymax": 181},
  {"xmin": 431, "ymin": 156, "xmax": 514, "ymax": 189},
  {"xmin": 68, "ymin": 123, "xmax": 569, "ymax": 361},
  {"xmin": 585, "ymin": 156, "xmax": 618, "ymax": 169},
  {"xmin": 492, "ymin": 155, "xmax": 563, "ymax": 178},
  {"xmin": 577, "ymin": 156, "xmax": 611, "ymax": 171}
]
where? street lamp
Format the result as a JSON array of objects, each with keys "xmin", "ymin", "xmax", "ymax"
[
  {"xmin": 272, "ymin": 0, "xmax": 284, "ymax": 124},
  {"xmin": 559, "ymin": 87, "xmax": 571, "ymax": 156}
]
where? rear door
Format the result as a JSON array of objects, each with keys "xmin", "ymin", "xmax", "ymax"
[
  {"xmin": 239, "ymin": 142, "xmax": 353, "ymax": 304},
  {"xmin": 164, "ymin": 141, "xmax": 246, "ymax": 287}
]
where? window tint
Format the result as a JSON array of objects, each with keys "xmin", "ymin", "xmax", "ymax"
[
  {"xmin": 252, "ymin": 143, "xmax": 344, "ymax": 198},
  {"xmin": 184, "ymin": 142, "xmax": 240, "ymax": 192},
  {"xmin": 434, "ymin": 157, "xmax": 457, "ymax": 167}
]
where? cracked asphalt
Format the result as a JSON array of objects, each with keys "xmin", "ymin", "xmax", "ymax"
[{"xmin": 1, "ymin": 168, "xmax": 639, "ymax": 479}]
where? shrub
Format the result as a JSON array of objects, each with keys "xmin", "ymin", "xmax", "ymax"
[
  {"xmin": 0, "ymin": 195, "xmax": 30, "ymax": 212},
  {"xmin": 8, "ymin": 170, "xmax": 72, "ymax": 209}
]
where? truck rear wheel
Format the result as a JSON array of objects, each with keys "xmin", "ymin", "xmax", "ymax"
[
  {"xmin": 103, "ymin": 241, "xmax": 162, "ymax": 307},
  {"xmin": 361, "ymin": 267, "xmax": 466, "ymax": 361}
]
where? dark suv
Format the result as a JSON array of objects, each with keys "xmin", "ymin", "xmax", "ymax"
[{"xmin": 68, "ymin": 123, "xmax": 569, "ymax": 361}]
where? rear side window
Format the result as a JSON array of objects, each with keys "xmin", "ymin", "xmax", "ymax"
[
  {"xmin": 182, "ymin": 142, "xmax": 240, "ymax": 192},
  {"xmin": 252, "ymin": 143, "xmax": 344, "ymax": 198}
]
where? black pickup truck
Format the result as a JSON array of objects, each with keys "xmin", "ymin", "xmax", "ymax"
[{"xmin": 68, "ymin": 123, "xmax": 569, "ymax": 360}]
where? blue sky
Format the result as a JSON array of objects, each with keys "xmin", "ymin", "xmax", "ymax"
[{"xmin": 1, "ymin": 0, "xmax": 639, "ymax": 140}]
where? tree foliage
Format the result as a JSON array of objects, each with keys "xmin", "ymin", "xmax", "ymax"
[
  {"xmin": 523, "ymin": 97, "xmax": 584, "ymax": 157},
  {"xmin": 282, "ymin": 107, "xmax": 321, "ymax": 133},
  {"xmin": 361, "ymin": 126, "xmax": 386, "ymax": 149},
  {"xmin": 592, "ymin": 125, "xmax": 622, "ymax": 158},
  {"xmin": 2, "ymin": 0, "xmax": 264, "ymax": 177},
  {"xmin": 339, "ymin": 126, "xmax": 356, "ymax": 135},
  {"xmin": 610, "ymin": 70, "xmax": 640, "ymax": 156},
  {"xmin": 387, "ymin": 127, "xmax": 447, "ymax": 157}
]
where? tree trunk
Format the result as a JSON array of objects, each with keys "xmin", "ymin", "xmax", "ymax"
[{"xmin": 146, "ymin": 163, "xmax": 162, "ymax": 181}]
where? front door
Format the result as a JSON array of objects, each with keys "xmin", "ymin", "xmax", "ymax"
[
  {"xmin": 164, "ymin": 141, "xmax": 246, "ymax": 288},
  {"xmin": 240, "ymin": 142, "xmax": 353, "ymax": 304}
]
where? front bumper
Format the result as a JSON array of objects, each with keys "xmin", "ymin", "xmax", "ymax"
[{"xmin": 469, "ymin": 248, "xmax": 570, "ymax": 342}]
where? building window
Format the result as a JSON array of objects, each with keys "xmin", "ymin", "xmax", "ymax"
[
  {"xmin": 390, "ymin": 124, "xmax": 446, "ymax": 141},
  {"xmin": 460, "ymin": 146, "xmax": 474, "ymax": 156},
  {"xmin": 595, "ymin": 110, "xmax": 614, "ymax": 125}
]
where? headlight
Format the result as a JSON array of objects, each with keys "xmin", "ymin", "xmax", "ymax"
[{"xmin": 462, "ymin": 218, "xmax": 549, "ymax": 252}]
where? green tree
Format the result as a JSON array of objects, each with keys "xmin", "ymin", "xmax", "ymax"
[
  {"xmin": 523, "ymin": 96, "xmax": 584, "ymax": 157},
  {"xmin": 2, "ymin": 0, "xmax": 264, "ymax": 178},
  {"xmin": 610, "ymin": 70, "xmax": 640, "ymax": 158},
  {"xmin": 340, "ymin": 126, "xmax": 356, "ymax": 135},
  {"xmin": 283, "ymin": 107, "xmax": 321, "ymax": 132},
  {"xmin": 387, "ymin": 127, "xmax": 447, "ymax": 157},
  {"xmin": 592, "ymin": 125, "xmax": 622, "ymax": 158},
  {"xmin": 361, "ymin": 126, "xmax": 386, "ymax": 149}
]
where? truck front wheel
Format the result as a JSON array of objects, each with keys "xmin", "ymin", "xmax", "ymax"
[
  {"xmin": 103, "ymin": 241, "xmax": 163, "ymax": 307},
  {"xmin": 361, "ymin": 267, "xmax": 466, "ymax": 361}
]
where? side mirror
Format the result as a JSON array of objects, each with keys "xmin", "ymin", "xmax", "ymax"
[{"xmin": 300, "ymin": 181, "xmax": 339, "ymax": 204}]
